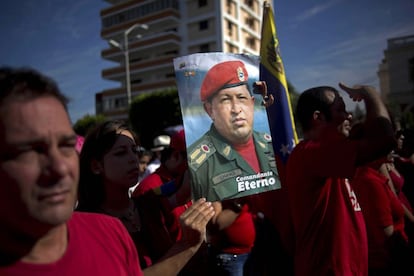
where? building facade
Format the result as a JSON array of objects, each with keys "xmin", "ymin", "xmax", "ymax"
[
  {"xmin": 378, "ymin": 34, "xmax": 414, "ymax": 129},
  {"xmin": 97, "ymin": 0, "xmax": 265, "ymax": 120}
]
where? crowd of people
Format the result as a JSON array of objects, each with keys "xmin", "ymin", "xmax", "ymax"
[{"xmin": 1, "ymin": 65, "xmax": 414, "ymax": 276}]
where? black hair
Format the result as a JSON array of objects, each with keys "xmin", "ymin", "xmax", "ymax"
[
  {"xmin": 296, "ymin": 86, "xmax": 339, "ymax": 132},
  {"xmin": 0, "ymin": 66, "xmax": 69, "ymax": 110},
  {"xmin": 76, "ymin": 120, "xmax": 135, "ymax": 212}
]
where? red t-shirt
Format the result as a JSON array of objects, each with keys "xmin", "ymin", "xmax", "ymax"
[
  {"xmin": 233, "ymin": 136, "xmax": 260, "ymax": 173},
  {"xmin": 353, "ymin": 166, "xmax": 406, "ymax": 269},
  {"xmin": 221, "ymin": 204, "xmax": 256, "ymax": 254},
  {"xmin": 132, "ymin": 165, "xmax": 188, "ymax": 261},
  {"xmin": 286, "ymin": 130, "xmax": 368, "ymax": 275},
  {"xmin": 388, "ymin": 169, "xmax": 413, "ymax": 212},
  {"xmin": 1, "ymin": 212, "xmax": 143, "ymax": 276},
  {"xmin": 133, "ymin": 165, "xmax": 173, "ymax": 197}
]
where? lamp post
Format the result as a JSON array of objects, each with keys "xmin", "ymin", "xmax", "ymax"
[{"xmin": 109, "ymin": 23, "xmax": 148, "ymax": 106}]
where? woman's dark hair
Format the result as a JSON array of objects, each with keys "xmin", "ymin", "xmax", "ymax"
[
  {"xmin": 76, "ymin": 120, "xmax": 134, "ymax": 212},
  {"xmin": 296, "ymin": 86, "xmax": 339, "ymax": 132}
]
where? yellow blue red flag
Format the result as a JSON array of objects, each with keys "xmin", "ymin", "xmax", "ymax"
[{"xmin": 260, "ymin": 1, "xmax": 298, "ymax": 166}]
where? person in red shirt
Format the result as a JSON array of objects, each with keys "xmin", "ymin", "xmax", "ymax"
[
  {"xmin": 379, "ymin": 150, "xmax": 414, "ymax": 231},
  {"xmin": 353, "ymin": 157, "xmax": 410, "ymax": 275},
  {"xmin": 206, "ymin": 199, "xmax": 256, "ymax": 276},
  {"xmin": 128, "ymin": 148, "xmax": 153, "ymax": 197},
  {"xmin": 132, "ymin": 129, "xmax": 191, "ymax": 251},
  {"xmin": 131, "ymin": 129, "xmax": 211, "ymax": 275},
  {"xmin": 287, "ymin": 83, "xmax": 395, "ymax": 275},
  {"xmin": 76, "ymin": 120, "xmax": 216, "ymax": 275},
  {"xmin": 0, "ymin": 67, "xmax": 215, "ymax": 276},
  {"xmin": 0, "ymin": 67, "xmax": 142, "ymax": 275},
  {"xmin": 133, "ymin": 129, "xmax": 187, "ymax": 198}
]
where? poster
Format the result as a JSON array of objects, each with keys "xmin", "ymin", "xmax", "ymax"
[{"xmin": 173, "ymin": 52, "xmax": 280, "ymax": 202}]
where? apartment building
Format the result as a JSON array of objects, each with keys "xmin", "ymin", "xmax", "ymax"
[
  {"xmin": 378, "ymin": 34, "xmax": 414, "ymax": 128},
  {"xmin": 97, "ymin": 0, "xmax": 265, "ymax": 120}
]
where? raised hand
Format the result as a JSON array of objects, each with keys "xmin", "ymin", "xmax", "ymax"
[
  {"xmin": 338, "ymin": 82, "xmax": 377, "ymax": 103},
  {"xmin": 179, "ymin": 198, "xmax": 215, "ymax": 247}
]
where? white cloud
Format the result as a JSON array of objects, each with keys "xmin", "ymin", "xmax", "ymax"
[{"xmin": 292, "ymin": 0, "xmax": 343, "ymax": 24}]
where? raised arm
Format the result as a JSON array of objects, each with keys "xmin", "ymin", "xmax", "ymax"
[{"xmin": 339, "ymin": 83, "xmax": 395, "ymax": 165}]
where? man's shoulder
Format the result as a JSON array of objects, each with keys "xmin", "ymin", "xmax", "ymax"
[
  {"xmin": 69, "ymin": 212, "xmax": 128, "ymax": 239},
  {"xmin": 132, "ymin": 172, "xmax": 163, "ymax": 197},
  {"xmin": 253, "ymin": 130, "xmax": 273, "ymax": 143},
  {"xmin": 188, "ymin": 132, "xmax": 217, "ymax": 171}
]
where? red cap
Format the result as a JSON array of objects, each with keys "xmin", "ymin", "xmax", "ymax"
[
  {"xmin": 170, "ymin": 129, "xmax": 186, "ymax": 152},
  {"xmin": 200, "ymin": 60, "xmax": 249, "ymax": 102}
]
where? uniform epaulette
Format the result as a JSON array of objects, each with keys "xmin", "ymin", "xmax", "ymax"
[{"xmin": 188, "ymin": 137, "xmax": 216, "ymax": 171}]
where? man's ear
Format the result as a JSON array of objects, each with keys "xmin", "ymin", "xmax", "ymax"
[
  {"xmin": 91, "ymin": 159, "xmax": 103, "ymax": 175},
  {"xmin": 204, "ymin": 102, "xmax": 213, "ymax": 118},
  {"xmin": 313, "ymin": 110, "xmax": 323, "ymax": 121}
]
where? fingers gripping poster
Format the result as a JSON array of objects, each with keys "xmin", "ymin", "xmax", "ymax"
[{"xmin": 173, "ymin": 52, "xmax": 281, "ymax": 202}]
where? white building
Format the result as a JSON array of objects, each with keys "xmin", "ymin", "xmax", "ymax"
[
  {"xmin": 378, "ymin": 34, "xmax": 414, "ymax": 129},
  {"xmin": 97, "ymin": 0, "xmax": 265, "ymax": 120}
]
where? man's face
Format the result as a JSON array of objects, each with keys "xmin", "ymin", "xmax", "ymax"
[
  {"xmin": 324, "ymin": 90, "xmax": 351, "ymax": 137},
  {"xmin": 0, "ymin": 96, "xmax": 79, "ymax": 233},
  {"xmin": 397, "ymin": 134, "xmax": 404, "ymax": 150},
  {"xmin": 204, "ymin": 85, "xmax": 255, "ymax": 144},
  {"xmin": 339, "ymin": 113, "xmax": 353, "ymax": 137}
]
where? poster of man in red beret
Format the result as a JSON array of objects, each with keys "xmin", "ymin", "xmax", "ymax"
[{"xmin": 173, "ymin": 52, "xmax": 280, "ymax": 202}]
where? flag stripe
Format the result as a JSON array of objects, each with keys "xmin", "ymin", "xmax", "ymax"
[{"xmin": 259, "ymin": 1, "xmax": 298, "ymax": 165}]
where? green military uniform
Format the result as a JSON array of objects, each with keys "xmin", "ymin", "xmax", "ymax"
[{"xmin": 188, "ymin": 125, "xmax": 280, "ymax": 202}]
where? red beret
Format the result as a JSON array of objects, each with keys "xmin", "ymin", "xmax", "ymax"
[
  {"xmin": 200, "ymin": 60, "xmax": 249, "ymax": 102},
  {"xmin": 170, "ymin": 129, "xmax": 186, "ymax": 152}
]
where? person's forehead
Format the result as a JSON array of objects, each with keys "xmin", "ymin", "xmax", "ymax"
[
  {"xmin": 118, "ymin": 129, "xmax": 134, "ymax": 141},
  {"xmin": 215, "ymin": 85, "xmax": 250, "ymax": 96},
  {"xmin": 325, "ymin": 90, "xmax": 345, "ymax": 107},
  {"xmin": 0, "ymin": 97, "xmax": 73, "ymax": 143},
  {"xmin": 111, "ymin": 131, "xmax": 135, "ymax": 147}
]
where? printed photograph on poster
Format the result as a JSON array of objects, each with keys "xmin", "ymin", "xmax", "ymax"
[{"xmin": 173, "ymin": 52, "xmax": 281, "ymax": 202}]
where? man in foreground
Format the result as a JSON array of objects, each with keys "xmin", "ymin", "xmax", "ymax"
[{"xmin": 0, "ymin": 67, "xmax": 214, "ymax": 275}]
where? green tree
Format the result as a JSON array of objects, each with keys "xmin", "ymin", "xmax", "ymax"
[
  {"xmin": 129, "ymin": 88, "xmax": 182, "ymax": 148},
  {"xmin": 73, "ymin": 114, "xmax": 106, "ymax": 137},
  {"xmin": 401, "ymin": 109, "xmax": 414, "ymax": 129},
  {"xmin": 287, "ymin": 80, "xmax": 302, "ymax": 138}
]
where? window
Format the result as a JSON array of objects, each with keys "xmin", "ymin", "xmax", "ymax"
[
  {"xmin": 245, "ymin": 17, "xmax": 254, "ymax": 28},
  {"xmin": 131, "ymin": 79, "xmax": 142, "ymax": 84},
  {"xmin": 227, "ymin": 21, "xmax": 233, "ymax": 36},
  {"xmin": 199, "ymin": 20, "xmax": 209, "ymax": 30},
  {"xmin": 200, "ymin": 43, "xmax": 210, "ymax": 52},
  {"xmin": 245, "ymin": 0, "xmax": 254, "ymax": 7},
  {"xmin": 226, "ymin": 0, "xmax": 232, "ymax": 13},
  {"xmin": 246, "ymin": 37, "xmax": 256, "ymax": 49}
]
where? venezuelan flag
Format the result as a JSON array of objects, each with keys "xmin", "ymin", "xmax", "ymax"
[{"xmin": 259, "ymin": 1, "xmax": 298, "ymax": 168}]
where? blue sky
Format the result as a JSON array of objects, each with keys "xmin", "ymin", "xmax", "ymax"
[{"xmin": 1, "ymin": 0, "xmax": 414, "ymax": 123}]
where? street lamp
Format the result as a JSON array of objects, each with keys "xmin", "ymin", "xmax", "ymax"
[{"xmin": 109, "ymin": 23, "xmax": 148, "ymax": 106}]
